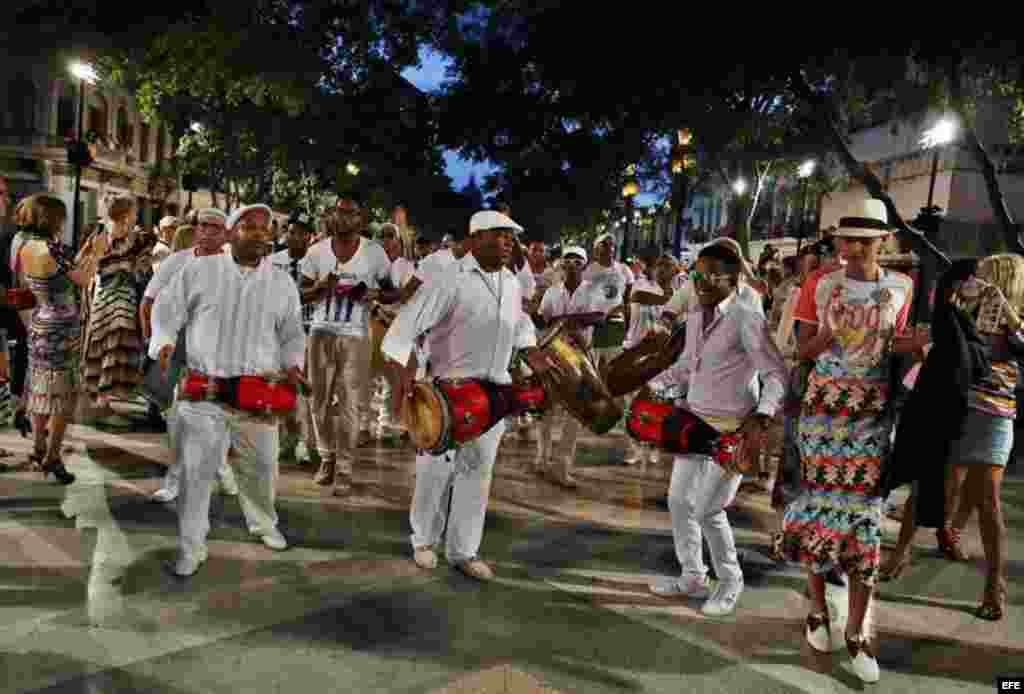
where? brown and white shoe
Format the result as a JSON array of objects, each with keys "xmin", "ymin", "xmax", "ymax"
[
  {"xmin": 456, "ymin": 559, "xmax": 494, "ymax": 581},
  {"xmin": 313, "ymin": 457, "xmax": 335, "ymax": 486}
]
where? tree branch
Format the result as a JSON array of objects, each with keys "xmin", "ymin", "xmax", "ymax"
[
  {"xmin": 789, "ymin": 70, "xmax": 950, "ymax": 268},
  {"xmin": 945, "ymin": 52, "xmax": 1024, "ymax": 254}
]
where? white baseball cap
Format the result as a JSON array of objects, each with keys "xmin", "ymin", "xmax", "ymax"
[
  {"xmin": 469, "ymin": 210, "xmax": 523, "ymax": 235},
  {"xmin": 226, "ymin": 203, "xmax": 273, "ymax": 230},
  {"xmin": 158, "ymin": 216, "xmax": 179, "ymax": 229},
  {"xmin": 561, "ymin": 246, "xmax": 588, "ymax": 264},
  {"xmin": 195, "ymin": 208, "xmax": 227, "ymax": 224}
]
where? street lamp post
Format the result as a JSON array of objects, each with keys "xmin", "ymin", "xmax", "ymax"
[
  {"xmin": 69, "ymin": 61, "xmax": 97, "ymax": 250},
  {"xmin": 796, "ymin": 160, "xmax": 815, "ymax": 255},
  {"xmin": 911, "ymin": 117, "xmax": 958, "ymax": 325},
  {"xmin": 621, "ymin": 167, "xmax": 639, "ymax": 259}
]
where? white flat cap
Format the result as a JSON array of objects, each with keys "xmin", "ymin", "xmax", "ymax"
[
  {"xmin": 469, "ymin": 210, "xmax": 523, "ymax": 235},
  {"xmin": 562, "ymin": 245, "xmax": 588, "ymax": 264},
  {"xmin": 226, "ymin": 204, "xmax": 272, "ymax": 230}
]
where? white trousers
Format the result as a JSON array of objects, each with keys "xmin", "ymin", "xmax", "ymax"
[
  {"xmin": 409, "ymin": 419, "xmax": 505, "ymax": 563},
  {"xmin": 175, "ymin": 401, "xmax": 280, "ymax": 560},
  {"xmin": 538, "ymin": 405, "xmax": 581, "ymax": 471},
  {"xmin": 160, "ymin": 401, "xmax": 235, "ymax": 495},
  {"xmin": 668, "ymin": 454, "xmax": 743, "ymax": 586}
]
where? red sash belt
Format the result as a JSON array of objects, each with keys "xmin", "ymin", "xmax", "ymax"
[
  {"xmin": 179, "ymin": 371, "xmax": 297, "ymax": 414},
  {"xmin": 4, "ymin": 288, "xmax": 36, "ymax": 310}
]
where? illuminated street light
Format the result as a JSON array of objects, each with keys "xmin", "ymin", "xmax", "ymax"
[
  {"xmin": 920, "ymin": 118, "xmax": 957, "ymax": 149},
  {"xmin": 190, "ymin": 122, "xmax": 203, "ymax": 133},
  {"xmin": 346, "ymin": 162, "xmax": 360, "ymax": 176},
  {"xmin": 796, "ymin": 161, "xmax": 816, "ymax": 253},
  {"xmin": 733, "ymin": 178, "xmax": 747, "ymax": 196},
  {"xmin": 798, "ymin": 160, "xmax": 816, "ymax": 179},
  {"xmin": 70, "ymin": 61, "xmax": 98, "ymax": 85}
]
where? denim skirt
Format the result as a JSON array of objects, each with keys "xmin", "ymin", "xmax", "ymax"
[{"xmin": 949, "ymin": 409, "xmax": 1014, "ymax": 467}]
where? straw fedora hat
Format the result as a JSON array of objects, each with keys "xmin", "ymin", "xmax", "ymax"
[{"xmin": 835, "ymin": 199, "xmax": 892, "ymax": 238}]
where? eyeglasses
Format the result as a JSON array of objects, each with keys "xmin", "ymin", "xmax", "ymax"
[{"xmin": 689, "ymin": 270, "xmax": 734, "ymax": 285}]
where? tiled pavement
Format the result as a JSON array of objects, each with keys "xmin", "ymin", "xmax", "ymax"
[{"xmin": 0, "ymin": 406, "xmax": 1021, "ymax": 693}]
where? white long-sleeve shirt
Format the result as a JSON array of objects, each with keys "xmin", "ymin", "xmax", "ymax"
[
  {"xmin": 414, "ymin": 247, "xmax": 458, "ymax": 286},
  {"xmin": 381, "ymin": 253, "xmax": 537, "ymax": 384},
  {"xmin": 144, "ymin": 248, "xmax": 213, "ymax": 300},
  {"xmin": 149, "ymin": 253, "xmax": 305, "ymax": 378},
  {"xmin": 539, "ymin": 279, "xmax": 603, "ymax": 346},
  {"xmin": 654, "ymin": 292, "xmax": 787, "ymax": 421}
]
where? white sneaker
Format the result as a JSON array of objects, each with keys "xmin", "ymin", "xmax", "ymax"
[
  {"xmin": 847, "ymin": 634, "xmax": 881, "ymax": 683},
  {"xmin": 805, "ymin": 612, "xmax": 845, "ymax": 653},
  {"xmin": 701, "ymin": 581, "xmax": 743, "ymax": 616},
  {"xmin": 413, "ymin": 546, "xmax": 438, "ymax": 569},
  {"xmin": 255, "ymin": 528, "xmax": 288, "ymax": 551},
  {"xmin": 152, "ymin": 487, "xmax": 178, "ymax": 503},
  {"xmin": 168, "ymin": 547, "xmax": 208, "ymax": 577},
  {"xmin": 650, "ymin": 575, "xmax": 711, "ymax": 599}
]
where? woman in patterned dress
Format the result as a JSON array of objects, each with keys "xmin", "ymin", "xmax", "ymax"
[
  {"xmin": 781, "ymin": 200, "xmax": 927, "ymax": 684},
  {"xmin": 78, "ymin": 196, "xmax": 155, "ymax": 413},
  {"xmin": 12, "ymin": 194, "xmax": 96, "ymax": 483}
]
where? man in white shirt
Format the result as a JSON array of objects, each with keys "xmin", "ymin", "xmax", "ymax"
[
  {"xmin": 269, "ymin": 214, "xmax": 318, "ymax": 465},
  {"xmin": 648, "ymin": 243, "xmax": 787, "ymax": 616},
  {"xmin": 583, "ymin": 232, "xmax": 634, "ymax": 363},
  {"xmin": 382, "ymin": 210, "xmax": 546, "ymax": 581},
  {"xmin": 299, "ymin": 195, "xmax": 396, "ymax": 496},
  {"xmin": 151, "ymin": 204, "xmax": 308, "ymax": 577},
  {"xmin": 141, "ymin": 208, "xmax": 238, "ymax": 504},
  {"xmin": 151, "ymin": 216, "xmax": 177, "ymax": 273},
  {"xmin": 536, "ymin": 246, "xmax": 606, "ymax": 487}
]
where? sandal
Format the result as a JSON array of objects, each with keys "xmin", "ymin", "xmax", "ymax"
[
  {"xmin": 975, "ymin": 579, "xmax": 1006, "ymax": 621},
  {"xmin": 936, "ymin": 526, "xmax": 970, "ymax": 562},
  {"xmin": 879, "ymin": 551, "xmax": 912, "ymax": 582}
]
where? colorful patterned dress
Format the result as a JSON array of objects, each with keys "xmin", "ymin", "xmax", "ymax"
[
  {"xmin": 23, "ymin": 243, "xmax": 82, "ymax": 417},
  {"xmin": 81, "ymin": 229, "xmax": 154, "ymax": 405},
  {"xmin": 782, "ymin": 268, "xmax": 912, "ymax": 586}
]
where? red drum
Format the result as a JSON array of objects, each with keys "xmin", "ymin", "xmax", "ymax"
[
  {"xmin": 403, "ymin": 378, "xmax": 547, "ymax": 455},
  {"xmin": 627, "ymin": 396, "xmax": 748, "ymax": 473},
  {"xmin": 5, "ymin": 288, "xmax": 36, "ymax": 310},
  {"xmin": 179, "ymin": 372, "xmax": 297, "ymax": 414}
]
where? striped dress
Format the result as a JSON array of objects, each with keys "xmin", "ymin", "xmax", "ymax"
[
  {"xmin": 81, "ymin": 230, "xmax": 154, "ymax": 405},
  {"xmin": 24, "ymin": 262, "xmax": 82, "ymax": 416}
]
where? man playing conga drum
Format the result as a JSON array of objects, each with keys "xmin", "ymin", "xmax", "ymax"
[
  {"xmin": 382, "ymin": 210, "xmax": 549, "ymax": 581},
  {"xmin": 648, "ymin": 243, "xmax": 787, "ymax": 616}
]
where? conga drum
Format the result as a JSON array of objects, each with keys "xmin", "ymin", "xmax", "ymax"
[
  {"xmin": 533, "ymin": 320, "xmax": 622, "ymax": 435},
  {"xmin": 402, "ymin": 378, "xmax": 547, "ymax": 455},
  {"xmin": 626, "ymin": 391, "xmax": 752, "ymax": 474}
]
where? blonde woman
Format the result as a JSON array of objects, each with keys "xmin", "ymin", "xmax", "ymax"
[
  {"xmin": 78, "ymin": 196, "xmax": 155, "ymax": 413},
  {"xmin": 12, "ymin": 195, "xmax": 94, "ymax": 482}
]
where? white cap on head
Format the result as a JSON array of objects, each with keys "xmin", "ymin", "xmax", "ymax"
[
  {"xmin": 159, "ymin": 216, "xmax": 179, "ymax": 229},
  {"xmin": 593, "ymin": 232, "xmax": 615, "ymax": 248},
  {"xmin": 562, "ymin": 245, "xmax": 588, "ymax": 264},
  {"xmin": 226, "ymin": 204, "xmax": 273, "ymax": 230},
  {"xmin": 469, "ymin": 210, "xmax": 523, "ymax": 236},
  {"xmin": 196, "ymin": 208, "xmax": 227, "ymax": 224}
]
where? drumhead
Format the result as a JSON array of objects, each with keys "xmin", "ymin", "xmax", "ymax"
[{"xmin": 402, "ymin": 382, "xmax": 448, "ymax": 453}]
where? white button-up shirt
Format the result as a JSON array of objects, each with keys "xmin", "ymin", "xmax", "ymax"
[
  {"xmin": 149, "ymin": 253, "xmax": 305, "ymax": 377},
  {"xmin": 655, "ymin": 292, "xmax": 787, "ymax": 420},
  {"xmin": 414, "ymin": 247, "xmax": 457, "ymax": 286},
  {"xmin": 539, "ymin": 279, "xmax": 603, "ymax": 346},
  {"xmin": 381, "ymin": 253, "xmax": 537, "ymax": 384}
]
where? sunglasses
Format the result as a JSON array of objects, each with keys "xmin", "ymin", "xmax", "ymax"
[
  {"xmin": 562, "ymin": 257, "xmax": 585, "ymax": 266},
  {"xmin": 689, "ymin": 270, "xmax": 734, "ymax": 285}
]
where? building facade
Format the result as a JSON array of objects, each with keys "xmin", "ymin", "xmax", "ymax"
[{"xmin": 1, "ymin": 62, "xmax": 181, "ymax": 244}]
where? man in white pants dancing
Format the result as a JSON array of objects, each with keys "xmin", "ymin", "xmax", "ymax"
[{"xmin": 151, "ymin": 203, "xmax": 307, "ymax": 577}]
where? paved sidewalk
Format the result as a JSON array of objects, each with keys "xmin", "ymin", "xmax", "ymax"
[{"xmin": 0, "ymin": 412, "xmax": 1020, "ymax": 693}]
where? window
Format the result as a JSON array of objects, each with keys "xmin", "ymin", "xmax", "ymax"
[
  {"xmin": 139, "ymin": 123, "xmax": 150, "ymax": 162},
  {"xmin": 6, "ymin": 73, "xmax": 37, "ymax": 132},
  {"xmin": 116, "ymin": 106, "xmax": 132, "ymax": 149},
  {"xmin": 88, "ymin": 93, "xmax": 108, "ymax": 141},
  {"xmin": 57, "ymin": 84, "xmax": 75, "ymax": 137}
]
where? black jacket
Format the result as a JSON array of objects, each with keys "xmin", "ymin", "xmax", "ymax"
[{"xmin": 885, "ymin": 303, "xmax": 989, "ymax": 526}]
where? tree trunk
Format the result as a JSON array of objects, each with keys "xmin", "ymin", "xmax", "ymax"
[
  {"xmin": 789, "ymin": 71, "xmax": 950, "ymax": 268},
  {"xmin": 946, "ymin": 54, "xmax": 1024, "ymax": 254}
]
